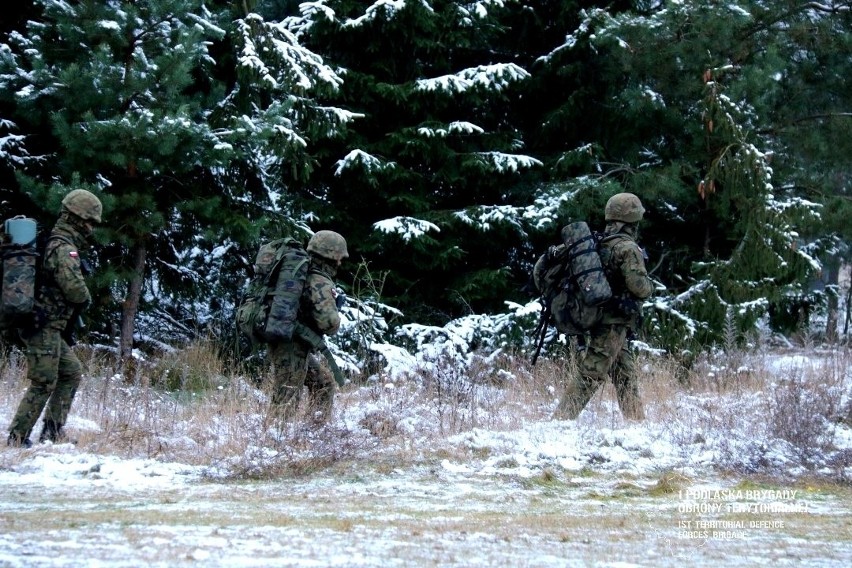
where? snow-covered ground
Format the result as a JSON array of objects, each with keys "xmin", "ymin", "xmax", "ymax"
[{"xmin": 1, "ymin": 350, "xmax": 851, "ymax": 566}]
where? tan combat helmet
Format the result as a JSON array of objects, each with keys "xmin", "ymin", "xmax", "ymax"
[
  {"xmin": 307, "ymin": 230, "xmax": 349, "ymax": 262},
  {"xmin": 605, "ymin": 192, "xmax": 645, "ymax": 223},
  {"xmin": 61, "ymin": 189, "xmax": 103, "ymax": 223}
]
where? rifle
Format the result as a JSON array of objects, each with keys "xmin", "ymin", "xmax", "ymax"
[
  {"xmin": 293, "ymin": 322, "xmax": 346, "ymax": 387},
  {"xmin": 530, "ymin": 299, "xmax": 552, "ymax": 366}
]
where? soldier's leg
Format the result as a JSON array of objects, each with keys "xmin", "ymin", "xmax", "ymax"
[
  {"xmin": 611, "ymin": 333, "xmax": 644, "ymax": 420},
  {"xmin": 553, "ymin": 373, "xmax": 598, "ymax": 419},
  {"xmin": 554, "ymin": 329, "xmax": 620, "ymax": 419},
  {"xmin": 8, "ymin": 329, "xmax": 61, "ymax": 446},
  {"xmin": 268, "ymin": 341, "xmax": 308, "ymax": 419},
  {"xmin": 40, "ymin": 340, "xmax": 83, "ymax": 443},
  {"xmin": 304, "ymin": 355, "xmax": 335, "ymax": 423}
]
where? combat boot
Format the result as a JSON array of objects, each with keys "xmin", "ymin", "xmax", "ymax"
[
  {"xmin": 7, "ymin": 432, "xmax": 33, "ymax": 448},
  {"xmin": 38, "ymin": 419, "xmax": 76, "ymax": 444},
  {"xmin": 39, "ymin": 419, "xmax": 61, "ymax": 443}
]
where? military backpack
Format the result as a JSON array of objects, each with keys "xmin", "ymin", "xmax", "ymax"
[
  {"xmin": 236, "ymin": 237, "xmax": 311, "ymax": 344},
  {"xmin": 0, "ymin": 216, "xmax": 40, "ymax": 330},
  {"xmin": 533, "ymin": 221, "xmax": 614, "ymax": 336},
  {"xmin": 0, "ymin": 216, "xmax": 78, "ymax": 332}
]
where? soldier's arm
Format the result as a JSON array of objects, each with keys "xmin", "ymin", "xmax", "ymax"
[
  {"xmin": 619, "ymin": 243, "xmax": 654, "ymax": 300},
  {"xmin": 47, "ymin": 241, "xmax": 91, "ymax": 305},
  {"xmin": 307, "ymin": 275, "xmax": 341, "ymax": 335}
]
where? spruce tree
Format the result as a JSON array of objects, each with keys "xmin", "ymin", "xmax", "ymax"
[
  {"xmin": 280, "ymin": 0, "xmax": 540, "ymax": 323},
  {"xmin": 523, "ymin": 0, "xmax": 828, "ymax": 353},
  {"xmin": 0, "ymin": 0, "xmax": 349, "ymax": 358}
]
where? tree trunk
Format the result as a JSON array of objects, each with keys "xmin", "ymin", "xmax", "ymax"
[
  {"xmin": 845, "ymin": 262, "xmax": 852, "ymax": 339},
  {"xmin": 825, "ymin": 260, "xmax": 839, "ymax": 343},
  {"xmin": 120, "ymin": 241, "xmax": 147, "ymax": 362}
]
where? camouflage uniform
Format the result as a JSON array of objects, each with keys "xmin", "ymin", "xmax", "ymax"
[
  {"xmin": 268, "ymin": 231, "xmax": 347, "ymax": 422},
  {"xmin": 555, "ymin": 193, "xmax": 654, "ymax": 420},
  {"xmin": 7, "ymin": 189, "xmax": 101, "ymax": 447}
]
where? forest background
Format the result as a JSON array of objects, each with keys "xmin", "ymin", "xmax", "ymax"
[{"xmin": 1, "ymin": 0, "xmax": 850, "ymax": 375}]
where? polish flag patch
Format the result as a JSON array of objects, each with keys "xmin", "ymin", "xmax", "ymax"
[{"xmin": 69, "ymin": 251, "xmax": 79, "ymax": 258}]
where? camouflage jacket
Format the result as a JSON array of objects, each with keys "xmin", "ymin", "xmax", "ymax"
[
  {"xmin": 37, "ymin": 219, "xmax": 91, "ymax": 330},
  {"xmin": 301, "ymin": 256, "xmax": 341, "ymax": 336},
  {"xmin": 599, "ymin": 225, "xmax": 653, "ymax": 324}
]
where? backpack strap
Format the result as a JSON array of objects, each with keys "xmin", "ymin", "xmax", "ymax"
[
  {"xmin": 265, "ymin": 239, "xmax": 310, "ymax": 299},
  {"xmin": 599, "ymin": 232, "xmax": 633, "ymax": 246},
  {"xmin": 41, "ymin": 234, "xmax": 76, "ymax": 261},
  {"xmin": 267, "ymin": 256, "xmax": 310, "ymax": 300},
  {"xmin": 566, "ymin": 231, "xmax": 607, "ymax": 283},
  {"xmin": 598, "ymin": 233, "xmax": 636, "ymax": 297},
  {"xmin": 565, "ymin": 232, "xmax": 596, "ymax": 263}
]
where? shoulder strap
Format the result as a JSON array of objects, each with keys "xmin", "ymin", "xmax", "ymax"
[
  {"xmin": 264, "ymin": 239, "xmax": 310, "ymax": 294},
  {"xmin": 600, "ymin": 233, "xmax": 633, "ymax": 246},
  {"xmin": 47, "ymin": 235, "xmax": 75, "ymax": 246},
  {"xmin": 39, "ymin": 234, "xmax": 76, "ymax": 266},
  {"xmin": 263, "ymin": 243, "xmax": 292, "ymax": 287}
]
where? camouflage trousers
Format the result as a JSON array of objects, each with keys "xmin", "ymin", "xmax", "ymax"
[
  {"xmin": 555, "ymin": 324, "xmax": 645, "ymax": 420},
  {"xmin": 267, "ymin": 340, "xmax": 335, "ymax": 422},
  {"xmin": 8, "ymin": 326, "xmax": 83, "ymax": 442}
]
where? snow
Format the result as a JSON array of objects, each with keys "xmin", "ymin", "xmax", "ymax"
[
  {"xmin": 0, "ymin": 450, "xmax": 202, "ymax": 490},
  {"xmin": 343, "ymin": 0, "xmax": 433, "ymax": 29},
  {"xmin": 2, "ymin": 349, "xmax": 851, "ymax": 566},
  {"xmin": 415, "ymin": 63, "xmax": 530, "ymax": 94},
  {"xmin": 372, "ymin": 216, "xmax": 439, "ymax": 241},
  {"xmin": 416, "ymin": 121, "xmax": 484, "ymax": 138},
  {"xmin": 334, "ymin": 149, "xmax": 396, "ymax": 176}
]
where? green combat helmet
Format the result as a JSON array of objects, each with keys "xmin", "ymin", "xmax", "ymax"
[
  {"xmin": 61, "ymin": 189, "xmax": 103, "ymax": 224},
  {"xmin": 307, "ymin": 230, "xmax": 349, "ymax": 262},
  {"xmin": 605, "ymin": 192, "xmax": 645, "ymax": 223}
]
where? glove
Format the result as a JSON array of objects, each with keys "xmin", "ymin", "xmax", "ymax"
[
  {"xmin": 617, "ymin": 297, "xmax": 640, "ymax": 316},
  {"xmin": 80, "ymin": 258, "xmax": 93, "ymax": 276},
  {"xmin": 335, "ymin": 290, "xmax": 347, "ymax": 310},
  {"xmin": 61, "ymin": 301, "xmax": 89, "ymax": 346}
]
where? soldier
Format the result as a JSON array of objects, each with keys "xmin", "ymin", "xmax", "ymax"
[
  {"xmin": 554, "ymin": 192, "xmax": 654, "ymax": 421},
  {"xmin": 7, "ymin": 189, "xmax": 101, "ymax": 447},
  {"xmin": 269, "ymin": 230, "xmax": 348, "ymax": 422}
]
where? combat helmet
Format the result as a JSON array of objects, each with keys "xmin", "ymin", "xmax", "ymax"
[
  {"xmin": 604, "ymin": 193, "xmax": 645, "ymax": 223},
  {"xmin": 307, "ymin": 230, "xmax": 349, "ymax": 262},
  {"xmin": 61, "ymin": 189, "xmax": 103, "ymax": 223}
]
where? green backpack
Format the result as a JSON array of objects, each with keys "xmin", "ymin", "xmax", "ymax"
[
  {"xmin": 1, "ymin": 216, "xmax": 41, "ymax": 330},
  {"xmin": 236, "ymin": 238, "xmax": 310, "ymax": 344},
  {"xmin": 534, "ymin": 221, "xmax": 613, "ymax": 336}
]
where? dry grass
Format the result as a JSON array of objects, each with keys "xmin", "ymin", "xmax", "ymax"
[
  {"xmin": 2, "ymin": 339, "xmax": 851, "ymax": 481},
  {"xmin": 3, "ymin": 463, "xmax": 850, "ymax": 567}
]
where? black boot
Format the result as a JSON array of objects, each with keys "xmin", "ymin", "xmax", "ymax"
[
  {"xmin": 38, "ymin": 419, "xmax": 62, "ymax": 443},
  {"xmin": 7, "ymin": 433, "xmax": 33, "ymax": 448}
]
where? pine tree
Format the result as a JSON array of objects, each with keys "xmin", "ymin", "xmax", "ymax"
[{"xmin": 0, "ymin": 0, "xmax": 350, "ymax": 358}]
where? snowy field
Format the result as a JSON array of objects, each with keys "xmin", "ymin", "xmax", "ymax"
[{"xmin": 1, "ymin": 349, "xmax": 851, "ymax": 567}]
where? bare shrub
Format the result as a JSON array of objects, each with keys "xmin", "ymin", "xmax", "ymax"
[
  {"xmin": 144, "ymin": 339, "xmax": 228, "ymax": 393},
  {"xmin": 417, "ymin": 352, "xmax": 477, "ymax": 434},
  {"xmin": 4, "ymin": 333, "xmax": 849, "ymax": 483},
  {"xmin": 766, "ymin": 356, "xmax": 847, "ymax": 466},
  {"xmin": 0, "ymin": 346, "xmax": 27, "ymax": 411}
]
